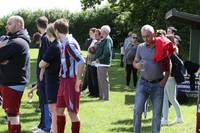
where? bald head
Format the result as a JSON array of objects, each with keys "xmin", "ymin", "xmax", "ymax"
[
  {"xmin": 6, "ymin": 15, "xmax": 24, "ymax": 34},
  {"xmin": 9, "ymin": 16, "xmax": 24, "ymax": 29}
]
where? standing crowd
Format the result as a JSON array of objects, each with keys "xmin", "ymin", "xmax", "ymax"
[
  {"xmin": 0, "ymin": 15, "xmax": 113, "ymax": 133},
  {"xmin": 0, "ymin": 14, "xmax": 195, "ymax": 133}
]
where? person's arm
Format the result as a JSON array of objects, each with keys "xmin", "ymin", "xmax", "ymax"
[
  {"xmin": 39, "ymin": 60, "xmax": 49, "ymax": 81},
  {"xmin": 66, "ymin": 43, "xmax": 85, "ymax": 92},
  {"xmin": 160, "ymin": 71, "xmax": 170, "ymax": 87},
  {"xmin": 0, "ymin": 40, "xmax": 8, "ymax": 48},
  {"xmin": 133, "ymin": 56, "xmax": 143, "ymax": 69},
  {"xmin": 0, "ymin": 42, "xmax": 19, "ymax": 61},
  {"xmin": 133, "ymin": 45, "xmax": 143, "ymax": 69},
  {"xmin": 39, "ymin": 68, "xmax": 45, "ymax": 81},
  {"xmin": 28, "ymin": 84, "xmax": 37, "ymax": 95},
  {"xmin": 39, "ymin": 60, "xmax": 49, "ymax": 68},
  {"xmin": 159, "ymin": 56, "xmax": 171, "ymax": 87},
  {"xmin": 75, "ymin": 63, "xmax": 85, "ymax": 92}
]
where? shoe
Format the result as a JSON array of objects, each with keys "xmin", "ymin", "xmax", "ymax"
[
  {"xmin": 172, "ymin": 117, "xmax": 183, "ymax": 124},
  {"xmin": 161, "ymin": 118, "xmax": 168, "ymax": 126},
  {"xmin": 35, "ymin": 107, "xmax": 41, "ymax": 112},
  {"xmin": 124, "ymin": 86, "xmax": 129, "ymax": 90},
  {"xmin": 32, "ymin": 128, "xmax": 48, "ymax": 133},
  {"xmin": 32, "ymin": 127, "xmax": 39, "ymax": 131}
]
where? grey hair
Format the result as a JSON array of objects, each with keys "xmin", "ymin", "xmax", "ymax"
[
  {"xmin": 101, "ymin": 25, "xmax": 111, "ymax": 34},
  {"xmin": 141, "ymin": 24, "xmax": 154, "ymax": 34},
  {"xmin": 9, "ymin": 15, "xmax": 24, "ymax": 29}
]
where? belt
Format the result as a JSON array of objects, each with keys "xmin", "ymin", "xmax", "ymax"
[{"xmin": 141, "ymin": 77, "xmax": 162, "ymax": 83}]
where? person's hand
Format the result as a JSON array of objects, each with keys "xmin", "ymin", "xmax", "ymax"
[
  {"xmin": 28, "ymin": 91, "xmax": 33, "ymax": 103},
  {"xmin": 75, "ymin": 79, "xmax": 82, "ymax": 92},
  {"xmin": 135, "ymin": 60, "xmax": 145, "ymax": 70},
  {"xmin": 96, "ymin": 59, "xmax": 100, "ymax": 64},
  {"xmin": 137, "ymin": 62, "xmax": 143, "ymax": 69},
  {"xmin": 0, "ymin": 60, "xmax": 9, "ymax": 65},
  {"xmin": 0, "ymin": 40, "xmax": 8, "ymax": 48},
  {"xmin": 159, "ymin": 79, "xmax": 166, "ymax": 88},
  {"xmin": 28, "ymin": 90, "xmax": 33, "ymax": 98}
]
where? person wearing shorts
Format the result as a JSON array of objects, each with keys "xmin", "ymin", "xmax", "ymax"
[
  {"xmin": 54, "ymin": 18, "xmax": 85, "ymax": 133},
  {"xmin": 0, "ymin": 15, "xmax": 30, "ymax": 133},
  {"xmin": 39, "ymin": 23, "xmax": 61, "ymax": 133}
]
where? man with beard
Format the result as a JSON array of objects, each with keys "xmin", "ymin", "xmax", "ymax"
[{"xmin": 0, "ymin": 15, "xmax": 30, "ymax": 133}]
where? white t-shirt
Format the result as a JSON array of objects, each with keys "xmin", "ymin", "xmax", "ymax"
[{"xmin": 120, "ymin": 46, "xmax": 125, "ymax": 55}]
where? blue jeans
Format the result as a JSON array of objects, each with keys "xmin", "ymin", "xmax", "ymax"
[
  {"xmin": 133, "ymin": 79, "xmax": 164, "ymax": 133},
  {"xmin": 38, "ymin": 81, "xmax": 52, "ymax": 132}
]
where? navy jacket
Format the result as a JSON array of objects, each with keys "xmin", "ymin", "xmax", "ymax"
[
  {"xmin": 0, "ymin": 29, "xmax": 31, "ymax": 85},
  {"xmin": 36, "ymin": 33, "xmax": 50, "ymax": 81}
]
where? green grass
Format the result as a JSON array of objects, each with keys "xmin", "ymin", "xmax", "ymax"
[{"xmin": 0, "ymin": 49, "xmax": 196, "ymax": 133}]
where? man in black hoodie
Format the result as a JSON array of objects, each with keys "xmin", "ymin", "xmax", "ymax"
[{"xmin": 0, "ymin": 15, "xmax": 30, "ymax": 133}]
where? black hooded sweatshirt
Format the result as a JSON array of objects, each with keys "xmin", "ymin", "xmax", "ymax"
[{"xmin": 0, "ymin": 29, "xmax": 31, "ymax": 86}]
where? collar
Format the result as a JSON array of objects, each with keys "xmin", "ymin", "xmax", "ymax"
[{"xmin": 145, "ymin": 43, "xmax": 155, "ymax": 48}]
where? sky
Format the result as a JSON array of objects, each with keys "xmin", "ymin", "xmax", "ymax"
[{"xmin": 1, "ymin": 0, "xmax": 82, "ymax": 17}]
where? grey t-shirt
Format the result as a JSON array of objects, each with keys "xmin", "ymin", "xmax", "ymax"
[{"xmin": 135, "ymin": 43, "xmax": 163, "ymax": 80}]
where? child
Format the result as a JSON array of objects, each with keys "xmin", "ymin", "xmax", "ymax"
[{"xmin": 39, "ymin": 23, "xmax": 61, "ymax": 133}]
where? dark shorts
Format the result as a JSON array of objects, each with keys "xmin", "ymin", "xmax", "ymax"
[
  {"xmin": 56, "ymin": 78, "xmax": 80, "ymax": 113},
  {"xmin": 0, "ymin": 86, "xmax": 23, "ymax": 115},
  {"xmin": 45, "ymin": 80, "xmax": 59, "ymax": 104}
]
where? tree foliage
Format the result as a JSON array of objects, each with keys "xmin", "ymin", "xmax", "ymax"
[
  {"xmin": 0, "ymin": 1, "xmax": 199, "ymax": 59},
  {"xmin": 0, "ymin": 8, "xmax": 122, "ymax": 49},
  {"xmin": 80, "ymin": 0, "xmax": 200, "ymax": 59}
]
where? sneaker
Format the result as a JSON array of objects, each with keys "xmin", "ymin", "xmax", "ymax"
[
  {"xmin": 32, "ymin": 127, "xmax": 39, "ymax": 131},
  {"xmin": 32, "ymin": 128, "xmax": 48, "ymax": 133},
  {"xmin": 161, "ymin": 118, "xmax": 168, "ymax": 126},
  {"xmin": 124, "ymin": 86, "xmax": 129, "ymax": 90},
  {"xmin": 172, "ymin": 117, "xmax": 183, "ymax": 124}
]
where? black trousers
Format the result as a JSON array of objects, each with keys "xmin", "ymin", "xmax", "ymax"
[
  {"xmin": 126, "ymin": 64, "xmax": 138, "ymax": 87},
  {"xmin": 120, "ymin": 54, "xmax": 124, "ymax": 67},
  {"xmin": 82, "ymin": 65, "xmax": 88, "ymax": 91},
  {"xmin": 88, "ymin": 65, "xmax": 99, "ymax": 97}
]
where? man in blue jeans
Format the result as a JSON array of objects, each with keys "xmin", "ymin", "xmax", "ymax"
[
  {"xmin": 33, "ymin": 16, "xmax": 51, "ymax": 133},
  {"xmin": 133, "ymin": 24, "xmax": 170, "ymax": 133}
]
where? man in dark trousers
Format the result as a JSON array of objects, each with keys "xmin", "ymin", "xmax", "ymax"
[{"xmin": 0, "ymin": 15, "xmax": 30, "ymax": 133}]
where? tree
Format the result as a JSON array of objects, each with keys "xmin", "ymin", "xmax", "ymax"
[{"xmin": 80, "ymin": 0, "xmax": 200, "ymax": 59}]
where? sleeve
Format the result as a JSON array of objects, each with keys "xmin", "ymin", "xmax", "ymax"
[
  {"xmin": 42, "ymin": 46, "xmax": 54, "ymax": 63},
  {"xmin": 159, "ymin": 56, "xmax": 171, "ymax": 72},
  {"xmin": 0, "ymin": 43, "xmax": 20, "ymax": 61},
  {"xmin": 66, "ymin": 43, "xmax": 85, "ymax": 64}
]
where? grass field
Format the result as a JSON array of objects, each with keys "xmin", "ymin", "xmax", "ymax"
[{"xmin": 0, "ymin": 48, "xmax": 197, "ymax": 133}]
